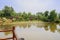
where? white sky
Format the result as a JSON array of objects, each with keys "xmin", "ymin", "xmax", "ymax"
[{"xmin": 0, "ymin": 0, "xmax": 60, "ymax": 14}]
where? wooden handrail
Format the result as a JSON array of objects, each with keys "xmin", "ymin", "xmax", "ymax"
[
  {"xmin": 0, "ymin": 27, "xmax": 17, "ymax": 40},
  {"xmin": 0, "ymin": 30, "xmax": 12, "ymax": 32},
  {"xmin": 0, "ymin": 37, "xmax": 13, "ymax": 39}
]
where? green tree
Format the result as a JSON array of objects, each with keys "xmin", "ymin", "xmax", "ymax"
[
  {"xmin": 44, "ymin": 11, "xmax": 49, "ymax": 17},
  {"xmin": 27, "ymin": 12, "xmax": 32, "ymax": 20},
  {"xmin": 43, "ymin": 11, "xmax": 49, "ymax": 22},
  {"xmin": 0, "ymin": 10, "xmax": 4, "ymax": 17},
  {"xmin": 2, "ymin": 6, "xmax": 14, "ymax": 18},
  {"xmin": 48, "ymin": 10, "xmax": 57, "ymax": 22},
  {"xmin": 36, "ymin": 12, "xmax": 44, "ymax": 20},
  {"xmin": 59, "ymin": 14, "xmax": 60, "ymax": 19},
  {"xmin": 22, "ymin": 12, "xmax": 28, "ymax": 21}
]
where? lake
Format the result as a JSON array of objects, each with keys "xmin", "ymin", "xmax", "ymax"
[{"xmin": 0, "ymin": 22, "xmax": 60, "ymax": 40}]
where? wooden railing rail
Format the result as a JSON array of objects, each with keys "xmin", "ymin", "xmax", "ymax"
[
  {"xmin": 0, "ymin": 30, "xmax": 12, "ymax": 32},
  {"xmin": 0, "ymin": 27, "xmax": 17, "ymax": 40}
]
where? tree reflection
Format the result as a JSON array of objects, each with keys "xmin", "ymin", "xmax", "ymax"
[
  {"xmin": 0, "ymin": 22, "xmax": 60, "ymax": 34},
  {"xmin": 36, "ymin": 22, "xmax": 58, "ymax": 33},
  {"xmin": 57, "ymin": 29, "xmax": 60, "ymax": 33},
  {"xmin": 43, "ymin": 23, "xmax": 49, "ymax": 31},
  {"xmin": 28, "ymin": 24, "xmax": 31, "ymax": 28},
  {"xmin": 0, "ymin": 25, "xmax": 12, "ymax": 30},
  {"xmin": 49, "ymin": 23, "xmax": 57, "ymax": 32},
  {"xmin": 36, "ymin": 22, "xmax": 45, "ymax": 28}
]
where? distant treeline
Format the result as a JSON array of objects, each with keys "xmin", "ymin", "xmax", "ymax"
[{"xmin": 0, "ymin": 6, "xmax": 60, "ymax": 23}]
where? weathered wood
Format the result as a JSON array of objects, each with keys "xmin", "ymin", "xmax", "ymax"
[
  {"xmin": 13, "ymin": 27, "xmax": 17, "ymax": 40},
  {"xmin": 0, "ymin": 30, "xmax": 12, "ymax": 32},
  {"xmin": 0, "ymin": 37, "xmax": 13, "ymax": 40},
  {"xmin": 0, "ymin": 27, "xmax": 17, "ymax": 40}
]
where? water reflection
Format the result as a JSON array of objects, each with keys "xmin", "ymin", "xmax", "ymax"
[
  {"xmin": 0, "ymin": 25, "xmax": 12, "ymax": 30},
  {"xmin": 0, "ymin": 22, "xmax": 60, "ymax": 40},
  {"xmin": 0, "ymin": 22, "xmax": 60, "ymax": 33},
  {"xmin": 49, "ymin": 23, "xmax": 57, "ymax": 32},
  {"xmin": 36, "ymin": 23, "xmax": 60, "ymax": 33}
]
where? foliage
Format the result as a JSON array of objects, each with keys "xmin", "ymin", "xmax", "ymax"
[
  {"xmin": 48, "ymin": 10, "xmax": 57, "ymax": 22},
  {"xmin": 0, "ymin": 6, "xmax": 60, "ymax": 23}
]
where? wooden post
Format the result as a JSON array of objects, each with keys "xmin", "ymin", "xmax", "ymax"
[
  {"xmin": 0, "ymin": 26, "xmax": 17, "ymax": 40},
  {"xmin": 13, "ymin": 27, "xmax": 17, "ymax": 40},
  {"xmin": 13, "ymin": 27, "xmax": 15, "ymax": 40}
]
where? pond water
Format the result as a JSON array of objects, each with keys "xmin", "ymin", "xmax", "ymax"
[{"xmin": 0, "ymin": 22, "xmax": 60, "ymax": 40}]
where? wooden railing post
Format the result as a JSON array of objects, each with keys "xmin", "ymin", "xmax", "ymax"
[
  {"xmin": 13, "ymin": 27, "xmax": 17, "ymax": 40},
  {"xmin": 13, "ymin": 27, "xmax": 15, "ymax": 40},
  {"xmin": 0, "ymin": 26, "xmax": 17, "ymax": 40}
]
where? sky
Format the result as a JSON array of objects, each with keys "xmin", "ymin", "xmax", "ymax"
[{"xmin": 0, "ymin": 0, "xmax": 60, "ymax": 14}]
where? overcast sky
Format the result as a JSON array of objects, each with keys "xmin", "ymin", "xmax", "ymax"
[{"xmin": 0, "ymin": 0, "xmax": 60, "ymax": 13}]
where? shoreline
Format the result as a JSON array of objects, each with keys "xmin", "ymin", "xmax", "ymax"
[
  {"xmin": 0, "ymin": 21, "xmax": 59, "ymax": 25},
  {"xmin": 0, "ymin": 21, "xmax": 45, "ymax": 25}
]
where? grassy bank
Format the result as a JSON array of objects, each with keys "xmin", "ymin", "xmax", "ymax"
[{"xmin": 0, "ymin": 21, "xmax": 44, "ymax": 25}]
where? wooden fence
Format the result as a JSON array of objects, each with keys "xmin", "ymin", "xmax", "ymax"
[{"xmin": 0, "ymin": 27, "xmax": 17, "ymax": 40}]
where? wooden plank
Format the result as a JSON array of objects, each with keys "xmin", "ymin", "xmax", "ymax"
[
  {"xmin": 0, "ymin": 37, "xmax": 13, "ymax": 39},
  {"xmin": 0, "ymin": 30, "xmax": 13, "ymax": 32}
]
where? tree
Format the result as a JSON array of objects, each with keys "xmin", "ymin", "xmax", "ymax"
[
  {"xmin": 48, "ymin": 10, "xmax": 57, "ymax": 22},
  {"xmin": 43, "ymin": 11, "xmax": 49, "ymax": 22},
  {"xmin": 0, "ymin": 10, "xmax": 4, "ymax": 17},
  {"xmin": 22, "ymin": 12, "xmax": 28, "ymax": 21},
  {"xmin": 59, "ymin": 14, "xmax": 60, "ymax": 19},
  {"xmin": 36, "ymin": 12, "xmax": 44, "ymax": 20},
  {"xmin": 27, "ymin": 12, "xmax": 32, "ymax": 20},
  {"xmin": 44, "ymin": 11, "xmax": 49, "ymax": 17},
  {"xmin": 2, "ymin": 6, "xmax": 14, "ymax": 18},
  {"xmin": 0, "ymin": 6, "xmax": 59, "ymax": 22}
]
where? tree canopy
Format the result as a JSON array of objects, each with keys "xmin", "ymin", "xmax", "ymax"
[{"xmin": 0, "ymin": 6, "xmax": 60, "ymax": 23}]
